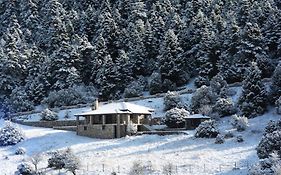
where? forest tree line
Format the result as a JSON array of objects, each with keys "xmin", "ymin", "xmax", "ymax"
[{"xmin": 0, "ymin": 0, "xmax": 280, "ymax": 114}]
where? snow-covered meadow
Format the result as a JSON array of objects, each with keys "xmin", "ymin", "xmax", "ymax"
[
  {"xmin": 1, "ymin": 107, "xmax": 280, "ymax": 174},
  {"xmin": 1, "ymin": 85, "xmax": 280, "ymax": 175}
]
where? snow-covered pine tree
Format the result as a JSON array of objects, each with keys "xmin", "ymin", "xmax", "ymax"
[
  {"xmin": 270, "ymin": 62, "xmax": 281, "ymax": 103},
  {"xmin": 96, "ymin": 51, "xmax": 133, "ymax": 100},
  {"xmin": 159, "ymin": 29, "xmax": 189, "ymax": 86},
  {"xmin": 0, "ymin": 122, "xmax": 25, "ymax": 146},
  {"xmin": 49, "ymin": 41, "xmax": 82, "ymax": 90},
  {"xmin": 127, "ymin": 19, "xmax": 149, "ymax": 76},
  {"xmin": 238, "ymin": 63, "xmax": 268, "ymax": 118}
]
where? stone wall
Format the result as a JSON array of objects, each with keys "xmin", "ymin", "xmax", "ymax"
[
  {"xmin": 12, "ymin": 119, "xmax": 81, "ymax": 128},
  {"xmin": 77, "ymin": 124, "xmax": 127, "ymax": 139}
]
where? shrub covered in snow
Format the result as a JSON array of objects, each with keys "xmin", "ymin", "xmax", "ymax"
[
  {"xmin": 224, "ymin": 132, "xmax": 234, "ymax": 139},
  {"xmin": 210, "ymin": 74, "xmax": 228, "ymax": 95},
  {"xmin": 30, "ymin": 153, "xmax": 43, "ymax": 172},
  {"xmin": 257, "ymin": 120, "xmax": 281, "ymax": 159},
  {"xmin": 212, "ymin": 98, "xmax": 237, "ymax": 117},
  {"xmin": 215, "ymin": 134, "xmax": 225, "ymax": 144},
  {"xmin": 264, "ymin": 120, "xmax": 281, "ymax": 134},
  {"xmin": 249, "ymin": 153, "xmax": 281, "ymax": 175},
  {"xmin": 165, "ymin": 108, "xmax": 189, "ymax": 128},
  {"xmin": 123, "ymin": 80, "xmax": 144, "ymax": 98},
  {"xmin": 163, "ymin": 91, "xmax": 181, "ymax": 111},
  {"xmin": 42, "ymin": 85, "xmax": 97, "ymax": 108},
  {"xmin": 48, "ymin": 148, "xmax": 79, "ymax": 173},
  {"xmin": 162, "ymin": 162, "xmax": 176, "ymax": 175},
  {"xmin": 161, "ymin": 79, "xmax": 177, "ymax": 92},
  {"xmin": 149, "ymin": 72, "xmax": 163, "ymax": 95},
  {"xmin": 128, "ymin": 161, "xmax": 154, "ymax": 175},
  {"xmin": 15, "ymin": 162, "xmax": 35, "ymax": 175},
  {"xmin": 127, "ymin": 121, "xmax": 138, "ymax": 135},
  {"xmin": 0, "ymin": 122, "xmax": 24, "ymax": 146},
  {"xmin": 40, "ymin": 108, "xmax": 58, "ymax": 121},
  {"xmin": 236, "ymin": 135, "xmax": 244, "ymax": 143},
  {"xmin": 9, "ymin": 87, "xmax": 35, "ymax": 112},
  {"xmin": 276, "ymin": 96, "xmax": 281, "ymax": 115},
  {"xmin": 194, "ymin": 120, "xmax": 219, "ymax": 138},
  {"xmin": 15, "ymin": 147, "xmax": 26, "ymax": 155},
  {"xmin": 231, "ymin": 115, "xmax": 249, "ymax": 132},
  {"xmin": 190, "ymin": 85, "xmax": 217, "ymax": 114}
]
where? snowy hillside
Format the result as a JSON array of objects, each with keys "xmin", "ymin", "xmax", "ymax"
[
  {"xmin": 1, "ymin": 87, "xmax": 280, "ymax": 174},
  {"xmin": 0, "ymin": 110, "xmax": 280, "ymax": 175}
]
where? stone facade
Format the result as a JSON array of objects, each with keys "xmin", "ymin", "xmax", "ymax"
[{"xmin": 77, "ymin": 124, "xmax": 127, "ymax": 139}]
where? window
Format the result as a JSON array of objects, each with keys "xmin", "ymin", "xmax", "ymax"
[
  {"xmin": 84, "ymin": 126, "xmax": 87, "ymax": 131},
  {"xmin": 102, "ymin": 125, "xmax": 106, "ymax": 130}
]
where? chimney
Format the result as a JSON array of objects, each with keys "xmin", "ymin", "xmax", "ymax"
[{"xmin": 92, "ymin": 99, "xmax": 99, "ymax": 110}]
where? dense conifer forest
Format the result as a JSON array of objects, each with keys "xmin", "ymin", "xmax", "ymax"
[{"xmin": 0, "ymin": 0, "xmax": 280, "ymax": 114}]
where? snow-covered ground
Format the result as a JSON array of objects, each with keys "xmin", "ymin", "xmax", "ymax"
[
  {"xmin": 1, "ymin": 109, "xmax": 280, "ymax": 175},
  {"xmin": 2, "ymin": 86, "xmax": 280, "ymax": 174}
]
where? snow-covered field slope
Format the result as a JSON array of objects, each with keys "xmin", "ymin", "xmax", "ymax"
[{"xmin": 1, "ymin": 109, "xmax": 280, "ymax": 175}]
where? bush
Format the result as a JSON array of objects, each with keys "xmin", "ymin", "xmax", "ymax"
[
  {"xmin": 165, "ymin": 108, "xmax": 189, "ymax": 128},
  {"xmin": 249, "ymin": 153, "xmax": 281, "ymax": 175},
  {"xmin": 257, "ymin": 121, "xmax": 281, "ymax": 159},
  {"xmin": 162, "ymin": 162, "xmax": 175, "ymax": 175},
  {"xmin": 128, "ymin": 161, "xmax": 154, "ymax": 175},
  {"xmin": 149, "ymin": 72, "xmax": 163, "ymax": 95},
  {"xmin": 224, "ymin": 132, "xmax": 234, "ymax": 139},
  {"xmin": 215, "ymin": 134, "xmax": 225, "ymax": 144},
  {"xmin": 194, "ymin": 120, "xmax": 219, "ymax": 138},
  {"xmin": 210, "ymin": 74, "xmax": 228, "ymax": 95},
  {"xmin": 123, "ymin": 80, "xmax": 144, "ymax": 98},
  {"xmin": 9, "ymin": 87, "xmax": 35, "ymax": 112},
  {"xmin": 48, "ymin": 148, "xmax": 80, "ymax": 172},
  {"xmin": 42, "ymin": 85, "xmax": 97, "ymax": 108},
  {"xmin": 40, "ymin": 108, "xmax": 58, "ymax": 121},
  {"xmin": 236, "ymin": 135, "xmax": 244, "ymax": 143},
  {"xmin": 195, "ymin": 76, "xmax": 210, "ymax": 88},
  {"xmin": 15, "ymin": 162, "xmax": 35, "ymax": 175},
  {"xmin": 190, "ymin": 85, "xmax": 217, "ymax": 114},
  {"xmin": 163, "ymin": 91, "xmax": 181, "ymax": 111},
  {"xmin": 48, "ymin": 148, "xmax": 79, "ymax": 174},
  {"xmin": 15, "ymin": 147, "xmax": 26, "ymax": 155},
  {"xmin": 0, "ymin": 122, "xmax": 24, "ymax": 146},
  {"xmin": 127, "ymin": 121, "xmax": 138, "ymax": 135},
  {"xmin": 231, "ymin": 115, "xmax": 249, "ymax": 132},
  {"xmin": 259, "ymin": 131, "xmax": 281, "ymax": 158},
  {"xmin": 264, "ymin": 120, "xmax": 281, "ymax": 135},
  {"xmin": 212, "ymin": 98, "xmax": 237, "ymax": 117}
]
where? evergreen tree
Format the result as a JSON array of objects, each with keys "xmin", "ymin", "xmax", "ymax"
[
  {"xmin": 159, "ymin": 29, "xmax": 189, "ymax": 86},
  {"xmin": 49, "ymin": 42, "xmax": 81, "ymax": 90},
  {"xmin": 238, "ymin": 63, "xmax": 268, "ymax": 118},
  {"xmin": 270, "ymin": 62, "xmax": 281, "ymax": 103},
  {"xmin": 127, "ymin": 20, "xmax": 149, "ymax": 75}
]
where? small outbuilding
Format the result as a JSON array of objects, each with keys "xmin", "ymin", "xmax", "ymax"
[
  {"xmin": 75, "ymin": 101, "xmax": 154, "ymax": 139},
  {"xmin": 184, "ymin": 114, "xmax": 211, "ymax": 130}
]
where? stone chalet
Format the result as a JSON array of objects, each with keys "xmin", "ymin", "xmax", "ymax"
[{"xmin": 75, "ymin": 101, "xmax": 154, "ymax": 139}]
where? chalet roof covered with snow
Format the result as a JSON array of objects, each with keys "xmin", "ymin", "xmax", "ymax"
[
  {"xmin": 76, "ymin": 102, "xmax": 154, "ymax": 116},
  {"xmin": 184, "ymin": 114, "xmax": 211, "ymax": 119}
]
